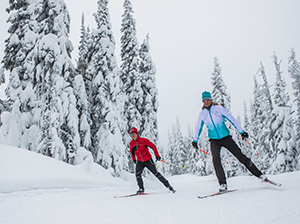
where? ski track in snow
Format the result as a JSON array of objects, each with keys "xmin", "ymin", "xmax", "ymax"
[
  {"xmin": 1, "ymin": 174, "xmax": 300, "ymax": 224},
  {"xmin": 0, "ymin": 146, "xmax": 300, "ymax": 224}
]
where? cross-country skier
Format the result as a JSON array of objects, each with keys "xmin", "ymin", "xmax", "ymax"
[
  {"xmin": 192, "ymin": 91, "xmax": 268, "ymax": 192},
  {"xmin": 129, "ymin": 127, "xmax": 175, "ymax": 194}
]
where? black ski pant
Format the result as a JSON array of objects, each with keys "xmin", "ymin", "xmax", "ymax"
[
  {"xmin": 209, "ymin": 135, "xmax": 262, "ymax": 185},
  {"xmin": 135, "ymin": 159, "xmax": 170, "ymax": 190}
]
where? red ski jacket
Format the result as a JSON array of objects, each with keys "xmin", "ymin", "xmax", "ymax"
[{"xmin": 130, "ymin": 137, "xmax": 159, "ymax": 162}]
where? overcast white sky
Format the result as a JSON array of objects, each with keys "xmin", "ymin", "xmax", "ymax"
[{"xmin": 1, "ymin": 0, "xmax": 300, "ymax": 143}]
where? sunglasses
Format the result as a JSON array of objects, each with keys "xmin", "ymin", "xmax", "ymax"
[
  {"xmin": 130, "ymin": 133, "xmax": 136, "ymax": 136},
  {"xmin": 202, "ymin": 98, "xmax": 211, "ymax": 102}
]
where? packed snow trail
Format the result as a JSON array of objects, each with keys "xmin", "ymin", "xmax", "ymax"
[{"xmin": 0, "ymin": 145, "xmax": 300, "ymax": 224}]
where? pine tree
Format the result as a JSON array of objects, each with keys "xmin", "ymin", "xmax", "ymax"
[
  {"xmin": 73, "ymin": 75, "xmax": 91, "ymax": 150},
  {"xmin": 120, "ymin": 0, "xmax": 141, "ymax": 145},
  {"xmin": 83, "ymin": 0, "xmax": 127, "ymax": 175},
  {"xmin": 288, "ymin": 48, "xmax": 300, "ymax": 148},
  {"xmin": 211, "ymin": 57, "xmax": 240, "ymax": 177},
  {"xmin": 77, "ymin": 13, "xmax": 89, "ymax": 77},
  {"xmin": 211, "ymin": 57, "xmax": 231, "ymax": 111},
  {"xmin": 269, "ymin": 53, "xmax": 297, "ymax": 174},
  {"xmin": 243, "ymin": 101, "xmax": 250, "ymax": 131},
  {"xmin": 1, "ymin": 0, "xmax": 39, "ymax": 148},
  {"xmin": 173, "ymin": 118, "xmax": 187, "ymax": 174},
  {"xmin": 187, "ymin": 125, "xmax": 203, "ymax": 174},
  {"xmin": 250, "ymin": 77, "xmax": 264, "ymax": 167},
  {"xmin": 243, "ymin": 100, "xmax": 259, "ymax": 172},
  {"xmin": 0, "ymin": 66, "xmax": 5, "ymax": 85},
  {"xmin": 73, "ymin": 13, "xmax": 91, "ymax": 151},
  {"xmin": 252, "ymin": 63, "xmax": 273, "ymax": 172},
  {"xmin": 34, "ymin": 0, "xmax": 80, "ymax": 162},
  {"xmin": 0, "ymin": 0, "xmax": 81, "ymax": 163},
  {"xmin": 166, "ymin": 129, "xmax": 174, "ymax": 175},
  {"xmin": 138, "ymin": 34, "xmax": 158, "ymax": 143}
]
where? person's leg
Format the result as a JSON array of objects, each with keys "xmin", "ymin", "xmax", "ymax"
[
  {"xmin": 222, "ymin": 136, "xmax": 262, "ymax": 177},
  {"xmin": 210, "ymin": 139, "xmax": 227, "ymax": 185},
  {"xmin": 145, "ymin": 159, "xmax": 172, "ymax": 189},
  {"xmin": 135, "ymin": 161, "xmax": 145, "ymax": 190}
]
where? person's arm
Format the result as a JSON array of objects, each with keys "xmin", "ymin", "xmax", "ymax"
[
  {"xmin": 130, "ymin": 143, "xmax": 137, "ymax": 162},
  {"xmin": 193, "ymin": 113, "xmax": 205, "ymax": 143},
  {"xmin": 220, "ymin": 106, "xmax": 244, "ymax": 133},
  {"xmin": 144, "ymin": 138, "xmax": 159, "ymax": 157}
]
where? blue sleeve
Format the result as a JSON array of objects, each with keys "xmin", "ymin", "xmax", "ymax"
[{"xmin": 193, "ymin": 114, "xmax": 204, "ymax": 143}]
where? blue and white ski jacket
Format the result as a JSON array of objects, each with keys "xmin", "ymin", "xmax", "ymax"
[{"xmin": 193, "ymin": 104, "xmax": 244, "ymax": 142}]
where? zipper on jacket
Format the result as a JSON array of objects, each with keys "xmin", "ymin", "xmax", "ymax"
[{"xmin": 208, "ymin": 109, "xmax": 220, "ymax": 139}]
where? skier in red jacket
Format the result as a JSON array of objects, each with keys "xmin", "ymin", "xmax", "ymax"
[{"xmin": 129, "ymin": 127, "xmax": 175, "ymax": 194}]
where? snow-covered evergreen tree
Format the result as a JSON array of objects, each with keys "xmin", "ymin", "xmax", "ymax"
[
  {"xmin": 34, "ymin": 0, "xmax": 80, "ymax": 162},
  {"xmin": 76, "ymin": 13, "xmax": 89, "ymax": 78},
  {"xmin": 268, "ymin": 53, "xmax": 297, "ymax": 174},
  {"xmin": 167, "ymin": 119, "xmax": 186, "ymax": 175},
  {"xmin": 138, "ymin": 34, "xmax": 158, "ymax": 143},
  {"xmin": 242, "ymin": 100, "xmax": 259, "ymax": 171},
  {"xmin": 0, "ymin": 66, "xmax": 5, "ymax": 85},
  {"xmin": 188, "ymin": 125, "xmax": 209, "ymax": 175},
  {"xmin": 210, "ymin": 57, "xmax": 240, "ymax": 177},
  {"xmin": 0, "ymin": 0, "xmax": 81, "ymax": 163},
  {"xmin": 243, "ymin": 101, "xmax": 250, "ymax": 131},
  {"xmin": 183, "ymin": 126, "xmax": 194, "ymax": 173},
  {"xmin": 288, "ymin": 48, "xmax": 300, "ymax": 149},
  {"xmin": 172, "ymin": 118, "xmax": 187, "ymax": 174},
  {"xmin": 235, "ymin": 115, "xmax": 252, "ymax": 175},
  {"xmin": 80, "ymin": 0, "xmax": 127, "ymax": 175},
  {"xmin": 120, "ymin": 0, "xmax": 141, "ymax": 145},
  {"xmin": 1, "ymin": 0, "xmax": 39, "ymax": 148},
  {"xmin": 252, "ymin": 63, "xmax": 273, "ymax": 172},
  {"xmin": 250, "ymin": 77, "xmax": 264, "ymax": 167},
  {"xmin": 211, "ymin": 57, "xmax": 231, "ymax": 111},
  {"xmin": 165, "ymin": 129, "xmax": 173, "ymax": 175},
  {"xmin": 72, "ymin": 75, "xmax": 91, "ymax": 149}
]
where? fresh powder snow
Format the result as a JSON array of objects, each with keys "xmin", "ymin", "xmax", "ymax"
[{"xmin": 0, "ymin": 144, "xmax": 299, "ymax": 224}]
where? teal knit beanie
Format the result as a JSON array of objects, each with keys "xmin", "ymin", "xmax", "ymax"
[{"xmin": 202, "ymin": 91, "xmax": 212, "ymax": 101}]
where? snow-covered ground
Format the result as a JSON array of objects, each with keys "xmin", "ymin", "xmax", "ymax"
[{"xmin": 0, "ymin": 145, "xmax": 299, "ymax": 224}]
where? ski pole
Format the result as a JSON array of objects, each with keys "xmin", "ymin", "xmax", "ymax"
[
  {"xmin": 243, "ymin": 137, "xmax": 259, "ymax": 156},
  {"xmin": 199, "ymin": 148, "xmax": 210, "ymax": 155},
  {"xmin": 242, "ymin": 137, "xmax": 251, "ymax": 146},
  {"xmin": 157, "ymin": 160, "xmax": 167, "ymax": 168}
]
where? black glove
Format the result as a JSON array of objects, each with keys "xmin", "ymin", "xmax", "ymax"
[
  {"xmin": 192, "ymin": 141, "xmax": 198, "ymax": 149},
  {"xmin": 156, "ymin": 156, "xmax": 161, "ymax": 162},
  {"xmin": 133, "ymin": 160, "xmax": 137, "ymax": 164},
  {"xmin": 241, "ymin": 132, "xmax": 249, "ymax": 139}
]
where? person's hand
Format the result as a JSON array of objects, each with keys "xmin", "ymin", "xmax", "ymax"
[
  {"xmin": 156, "ymin": 156, "xmax": 161, "ymax": 162},
  {"xmin": 192, "ymin": 141, "xmax": 198, "ymax": 149},
  {"xmin": 241, "ymin": 132, "xmax": 249, "ymax": 139}
]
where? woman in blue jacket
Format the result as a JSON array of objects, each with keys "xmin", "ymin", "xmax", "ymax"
[{"xmin": 192, "ymin": 91, "xmax": 267, "ymax": 192}]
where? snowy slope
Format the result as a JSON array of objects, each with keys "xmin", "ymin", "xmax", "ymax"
[{"xmin": 0, "ymin": 145, "xmax": 299, "ymax": 224}]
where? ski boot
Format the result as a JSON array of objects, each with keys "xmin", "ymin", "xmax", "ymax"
[
  {"xmin": 219, "ymin": 184, "xmax": 228, "ymax": 193},
  {"xmin": 169, "ymin": 186, "xmax": 176, "ymax": 193},
  {"xmin": 136, "ymin": 188, "xmax": 144, "ymax": 195}
]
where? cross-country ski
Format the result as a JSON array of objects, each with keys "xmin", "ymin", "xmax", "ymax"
[
  {"xmin": 198, "ymin": 189, "xmax": 238, "ymax": 199},
  {"xmin": 114, "ymin": 192, "xmax": 156, "ymax": 198},
  {"xmin": 264, "ymin": 179, "xmax": 282, "ymax": 187}
]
